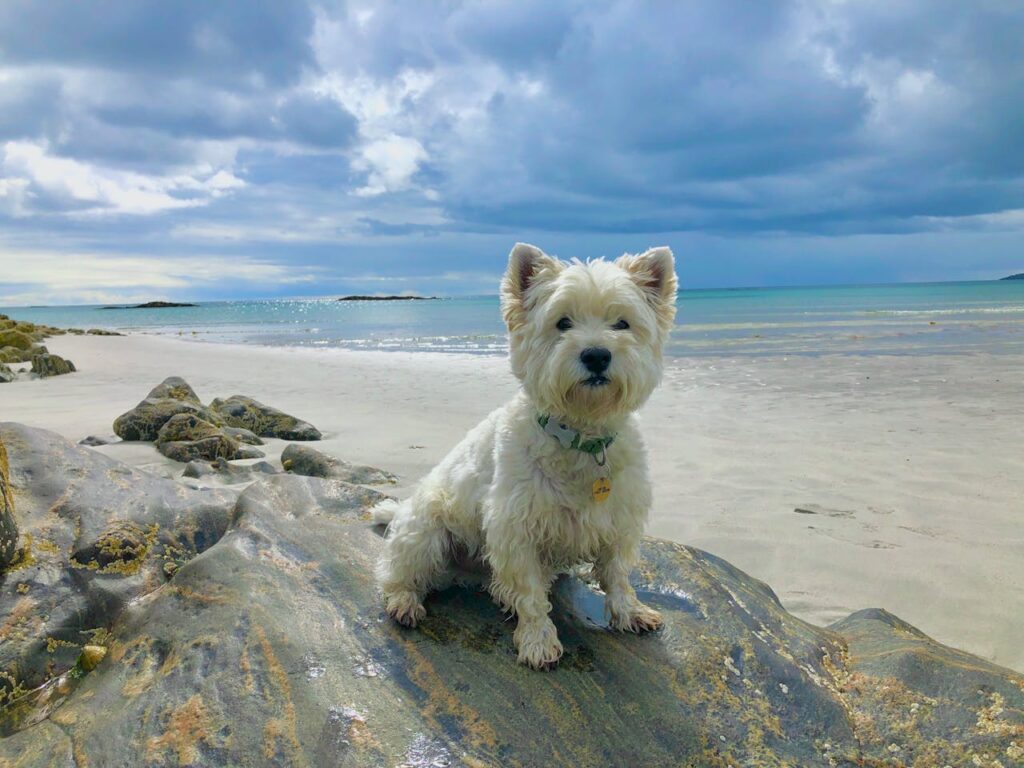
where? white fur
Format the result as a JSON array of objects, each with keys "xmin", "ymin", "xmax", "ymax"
[{"xmin": 375, "ymin": 243, "xmax": 678, "ymax": 669}]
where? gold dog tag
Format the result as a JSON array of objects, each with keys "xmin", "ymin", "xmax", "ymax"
[{"xmin": 592, "ymin": 477, "xmax": 612, "ymax": 503}]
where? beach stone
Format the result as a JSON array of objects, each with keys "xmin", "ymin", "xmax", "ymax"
[
  {"xmin": 0, "ymin": 364, "xmax": 13, "ymax": 384},
  {"xmin": 29, "ymin": 353, "xmax": 76, "ymax": 378},
  {"xmin": 182, "ymin": 457, "xmax": 279, "ymax": 483},
  {"xmin": 154, "ymin": 414, "xmax": 265, "ymax": 463},
  {"xmin": 0, "ymin": 348, "xmax": 23, "ymax": 365},
  {"xmin": 0, "ymin": 437, "xmax": 17, "ymax": 569},
  {"xmin": 86, "ymin": 328, "xmax": 121, "ymax": 336},
  {"xmin": 282, "ymin": 442, "xmax": 397, "ymax": 484},
  {"xmin": 0, "ymin": 329, "xmax": 33, "ymax": 351},
  {"xmin": 113, "ymin": 378, "xmax": 221, "ymax": 442},
  {"xmin": 222, "ymin": 426, "xmax": 264, "ymax": 445},
  {"xmin": 78, "ymin": 435, "xmax": 118, "ymax": 447},
  {"xmin": 0, "ymin": 423, "xmax": 236, "ymax": 714},
  {"xmin": 209, "ymin": 394, "xmax": 322, "ymax": 440},
  {"xmin": 0, "ymin": 439, "xmax": 1020, "ymax": 765},
  {"xmin": 145, "ymin": 375, "xmax": 202, "ymax": 404}
]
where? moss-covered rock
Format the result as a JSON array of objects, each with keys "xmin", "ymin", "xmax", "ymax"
[
  {"xmin": 282, "ymin": 442, "xmax": 397, "ymax": 484},
  {"xmin": 0, "ymin": 364, "xmax": 14, "ymax": 384},
  {"xmin": 154, "ymin": 414, "xmax": 264, "ymax": 463},
  {"xmin": 0, "ymin": 427, "xmax": 1020, "ymax": 766},
  {"xmin": 209, "ymin": 394, "xmax": 322, "ymax": 440},
  {"xmin": 0, "ymin": 329, "xmax": 33, "ymax": 351},
  {"xmin": 0, "ymin": 436, "xmax": 17, "ymax": 570},
  {"xmin": 0, "ymin": 348, "xmax": 23, "ymax": 365},
  {"xmin": 112, "ymin": 378, "xmax": 222, "ymax": 441},
  {"xmin": 29, "ymin": 354, "xmax": 75, "ymax": 378}
]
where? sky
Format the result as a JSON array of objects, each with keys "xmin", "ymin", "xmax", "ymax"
[{"xmin": 1, "ymin": 0, "xmax": 1023, "ymax": 305}]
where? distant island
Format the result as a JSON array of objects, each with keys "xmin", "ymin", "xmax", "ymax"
[
  {"xmin": 1000, "ymin": 273, "xmax": 1024, "ymax": 280},
  {"xmin": 101, "ymin": 301, "xmax": 198, "ymax": 309},
  {"xmin": 336, "ymin": 295, "xmax": 437, "ymax": 301}
]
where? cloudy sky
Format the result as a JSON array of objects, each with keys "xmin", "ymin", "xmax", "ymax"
[{"xmin": 1, "ymin": 1, "xmax": 1022, "ymax": 305}]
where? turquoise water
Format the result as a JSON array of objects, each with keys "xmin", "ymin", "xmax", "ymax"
[{"xmin": 5, "ymin": 281, "xmax": 1024, "ymax": 357}]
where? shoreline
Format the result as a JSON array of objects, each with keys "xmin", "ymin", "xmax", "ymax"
[{"xmin": 2, "ymin": 331, "xmax": 1022, "ymax": 672}]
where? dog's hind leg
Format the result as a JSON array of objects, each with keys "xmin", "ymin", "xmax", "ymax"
[{"xmin": 376, "ymin": 489, "xmax": 452, "ymax": 627}]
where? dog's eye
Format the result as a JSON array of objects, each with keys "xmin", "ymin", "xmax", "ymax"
[
  {"xmin": 612, "ymin": 319, "xmax": 630, "ymax": 330},
  {"xmin": 556, "ymin": 317, "xmax": 573, "ymax": 331}
]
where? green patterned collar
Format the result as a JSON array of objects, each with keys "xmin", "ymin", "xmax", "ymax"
[{"xmin": 537, "ymin": 414, "xmax": 616, "ymax": 458}]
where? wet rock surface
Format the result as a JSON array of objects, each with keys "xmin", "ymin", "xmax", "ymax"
[
  {"xmin": 0, "ymin": 424, "xmax": 1021, "ymax": 766},
  {"xmin": 29, "ymin": 354, "xmax": 76, "ymax": 378},
  {"xmin": 210, "ymin": 394, "xmax": 323, "ymax": 440},
  {"xmin": 282, "ymin": 442, "xmax": 397, "ymax": 485},
  {"xmin": 0, "ymin": 424, "xmax": 236, "ymax": 715}
]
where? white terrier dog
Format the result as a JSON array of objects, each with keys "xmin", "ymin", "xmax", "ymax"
[{"xmin": 374, "ymin": 243, "xmax": 678, "ymax": 669}]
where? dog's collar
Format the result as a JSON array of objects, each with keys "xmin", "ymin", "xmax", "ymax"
[{"xmin": 537, "ymin": 414, "xmax": 616, "ymax": 459}]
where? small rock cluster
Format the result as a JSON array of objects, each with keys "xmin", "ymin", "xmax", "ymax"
[
  {"xmin": 112, "ymin": 376, "xmax": 322, "ymax": 463},
  {"xmin": 0, "ymin": 315, "xmax": 85, "ymax": 381}
]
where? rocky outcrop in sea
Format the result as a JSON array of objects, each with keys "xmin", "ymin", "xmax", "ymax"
[{"xmin": 0, "ymin": 423, "xmax": 1021, "ymax": 766}]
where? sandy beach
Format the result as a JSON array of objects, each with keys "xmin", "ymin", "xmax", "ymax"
[{"xmin": 2, "ymin": 332, "xmax": 1022, "ymax": 672}]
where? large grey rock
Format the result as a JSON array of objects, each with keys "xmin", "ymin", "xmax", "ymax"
[
  {"xmin": 282, "ymin": 443, "xmax": 397, "ymax": 484},
  {"xmin": 0, "ymin": 430, "xmax": 1020, "ymax": 766},
  {"xmin": 0, "ymin": 364, "xmax": 13, "ymax": 384},
  {"xmin": 209, "ymin": 394, "xmax": 322, "ymax": 440},
  {"xmin": 29, "ymin": 353, "xmax": 75, "ymax": 378},
  {"xmin": 0, "ymin": 423, "xmax": 236, "ymax": 713}
]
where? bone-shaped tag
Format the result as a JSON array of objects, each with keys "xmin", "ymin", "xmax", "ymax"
[{"xmin": 543, "ymin": 418, "xmax": 577, "ymax": 449}]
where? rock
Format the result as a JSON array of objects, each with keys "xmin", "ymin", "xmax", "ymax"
[
  {"xmin": 29, "ymin": 353, "xmax": 76, "ymax": 378},
  {"xmin": 222, "ymin": 426, "xmax": 263, "ymax": 445},
  {"xmin": 0, "ymin": 437, "xmax": 17, "ymax": 569},
  {"xmin": 0, "ymin": 329, "xmax": 33, "ymax": 351},
  {"xmin": 282, "ymin": 443, "xmax": 397, "ymax": 484},
  {"xmin": 113, "ymin": 377, "xmax": 221, "ymax": 441},
  {"xmin": 182, "ymin": 457, "xmax": 280, "ymax": 483},
  {"xmin": 0, "ymin": 423, "xmax": 236, "ymax": 715},
  {"xmin": 86, "ymin": 329, "xmax": 122, "ymax": 336},
  {"xmin": 0, "ymin": 364, "xmax": 13, "ymax": 384},
  {"xmin": 154, "ymin": 414, "xmax": 265, "ymax": 463},
  {"xmin": 0, "ymin": 435, "xmax": 1020, "ymax": 765},
  {"xmin": 78, "ymin": 435, "xmax": 118, "ymax": 447},
  {"xmin": 209, "ymin": 395, "xmax": 322, "ymax": 440},
  {"xmin": 0, "ymin": 348, "xmax": 23, "ymax": 364},
  {"xmin": 145, "ymin": 376, "xmax": 202, "ymax": 404}
]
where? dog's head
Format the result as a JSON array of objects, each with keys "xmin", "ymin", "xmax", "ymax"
[{"xmin": 500, "ymin": 243, "xmax": 677, "ymax": 425}]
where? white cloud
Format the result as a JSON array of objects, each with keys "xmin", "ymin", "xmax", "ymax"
[
  {"xmin": 0, "ymin": 247, "xmax": 318, "ymax": 305},
  {"xmin": 0, "ymin": 141, "xmax": 246, "ymax": 216},
  {"xmin": 352, "ymin": 133, "xmax": 428, "ymax": 196}
]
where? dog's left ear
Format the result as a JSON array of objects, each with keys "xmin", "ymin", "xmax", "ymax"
[
  {"xmin": 617, "ymin": 247, "xmax": 678, "ymax": 331},
  {"xmin": 501, "ymin": 243, "xmax": 563, "ymax": 330}
]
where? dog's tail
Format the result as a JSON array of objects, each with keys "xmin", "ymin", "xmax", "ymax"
[{"xmin": 370, "ymin": 498, "xmax": 401, "ymax": 526}]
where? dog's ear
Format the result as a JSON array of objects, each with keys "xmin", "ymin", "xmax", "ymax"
[
  {"xmin": 501, "ymin": 243, "xmax": 562, "ymax": 330},
  {"xmin": 617, "ymin": 247, "xmax": 678, "ymax": 331}
]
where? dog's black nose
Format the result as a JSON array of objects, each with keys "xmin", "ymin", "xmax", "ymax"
[{"xmin": 580, "ymin": 347, "xmax": 611, "ymax": 374}]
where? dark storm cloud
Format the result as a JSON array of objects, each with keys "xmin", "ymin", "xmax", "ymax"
[{"xmin": 1, "ymin": 0, "xmax": 1023, "ymax": 303}]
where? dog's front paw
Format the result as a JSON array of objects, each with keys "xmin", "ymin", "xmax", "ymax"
[
  {"xmin": 384, "ymin": 590, "xmax": 426, "ymax": 627},
  {"xmin": 610, "ymin": 601, "xmax": 663, "ymax": 633},
  {"xmin": 514, "ymin": 619, "xmax": 564, "ymax": 670}
]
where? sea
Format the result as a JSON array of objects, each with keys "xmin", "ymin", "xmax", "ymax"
[{"xmin": 4, "ymin": 281, "xmax": 1024, "ymax": 358}]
